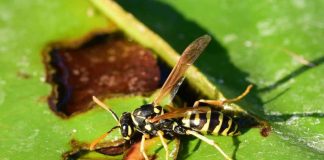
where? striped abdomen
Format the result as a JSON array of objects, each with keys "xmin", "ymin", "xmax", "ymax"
[{"xmin": 181, "ymin": 107, "xmax": 239, "ymax": 136}]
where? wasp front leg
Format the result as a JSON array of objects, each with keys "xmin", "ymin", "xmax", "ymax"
[
  {"xmin": 140, "ymin": 134, "xmax": 150, "ymax": 160},
  {"xmin": 157, "ymin": 130, "xmax": 169, "ymax": 160}
]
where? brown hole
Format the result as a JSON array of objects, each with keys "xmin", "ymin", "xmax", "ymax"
[{"xmin": 44, "ymin": 33, "xmax": 161, "ymax": 117}]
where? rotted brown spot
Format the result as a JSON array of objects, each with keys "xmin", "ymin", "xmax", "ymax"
[{"xmin": 44, "ymin": 34, "xmax": 161, "ymax": 116}]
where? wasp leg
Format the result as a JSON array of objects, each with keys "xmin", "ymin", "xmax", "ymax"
[
  {"xmin": 193, "ymin": 99, "xmax": 224, "ymax": 108},
  {"xmin": 193, "ymin": 85, "xmax": 253, "ymax": 110},
  {"xmin": 141, "ymin": 134, "xmax": 150, "ymax": 160},
  {"xmin": 157, "ymin": 131, "xmax": 169, "ymax": 160},
  {"xmin": 193, "ymin": 99, "xmax": 247, "ymax": 116},
  {"xmin": 186, "ymin": 130, "xmax": 232, "ymax": 160},
  {"xmin": 221, "ymin": 85, "xmax": 253, "ymax": 104},
  {"xmin": 89, "ymin": 126, "xmax": 119, "ymax": 150}
]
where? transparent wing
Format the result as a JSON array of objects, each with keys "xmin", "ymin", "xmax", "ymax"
[
  {"xmin": 153, "ymin": 35, "xmax": 211, "ymax": 106},
  {"xmin": 148, "ymin": 107, "xmax": 211, "ymax": 123}
]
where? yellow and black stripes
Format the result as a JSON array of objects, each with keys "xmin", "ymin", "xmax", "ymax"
[{"xmin": 181, "ymin": 108, "xmax": 239, "ymax": 136}]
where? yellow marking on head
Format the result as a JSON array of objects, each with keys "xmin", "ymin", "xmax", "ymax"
[
  {"xmin": 212, "ymin": 113, "xmax": 223, "ymax": 135},
  {"xmin": 128, "ymin": 126, "xmax": 132, "ymax": 136},
  {"xmin": 124, "ymin": 136, "xmax": 130, "ymax": 140},
  {"xmin": 145, "ymin": 124, "xmax": 152, "ymax": 131},
  {"xmin": 200, "ymin": 109, "xmax": 211, "ymax": 134}
]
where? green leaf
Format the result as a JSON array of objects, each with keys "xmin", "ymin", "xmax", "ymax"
[{"xmin": 0, "ymin": 0, "xmax": 138, "ymax": 159}]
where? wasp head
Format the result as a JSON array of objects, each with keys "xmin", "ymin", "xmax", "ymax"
[{"xmin": 119, "ymin": 112, "xmax": 134, "ymax": 140}]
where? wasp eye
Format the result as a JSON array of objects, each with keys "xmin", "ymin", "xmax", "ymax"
[
  {"xmin": 122, "ymin": 124, "xmax": 127, "ymax": 130},
  {"xmin": 121, "ymin": 124, "xmax": 128, "ymax": 137}
]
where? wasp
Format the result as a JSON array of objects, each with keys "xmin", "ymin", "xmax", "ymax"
[{"xmin": 89, "ymin": 35, "xmax": 253, "ymax": 160}]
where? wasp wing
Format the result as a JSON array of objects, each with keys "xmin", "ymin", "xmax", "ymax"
[
  {"xmin": 148, "ymin": 107, "xmax": 211, "ymax": 123},
  {"xmin": 153, "ymin": 35, "xmax": 211, "ymax": 106}
]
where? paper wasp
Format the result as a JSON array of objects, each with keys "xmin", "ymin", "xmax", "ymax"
[{"xmin": 89, "ymin": 35, "xmax": 253, "ymax": 160}]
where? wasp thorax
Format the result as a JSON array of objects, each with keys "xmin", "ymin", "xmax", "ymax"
[{"xmin": 119, "ymin": 112, "xmax": 134, "ymax": 140}]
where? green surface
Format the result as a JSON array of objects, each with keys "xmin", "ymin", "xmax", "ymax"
[{"xmin": 0, "ymin": 0, "xmax": 323, "ymax": 160}]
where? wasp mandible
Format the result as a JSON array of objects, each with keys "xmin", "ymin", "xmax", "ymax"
[{"xmin": 89, "ymin": 35, "xmax": 253, "ymax": 160}]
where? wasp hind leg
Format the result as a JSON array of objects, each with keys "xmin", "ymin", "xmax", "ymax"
[
  {"xmin": 193, "ymin": 85, "xmax": 253, "ymax": 112},
  {"xmin": 157, "ymin": 130, "xmax": 169, "ymax": 160},
  {"xmin": 186, "ymin": 130, "xmax": 232, "ymax": 160}
]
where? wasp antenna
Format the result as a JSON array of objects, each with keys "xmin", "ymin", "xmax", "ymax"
[
  {"xmin": 89, "ymin": 126, "xmax": 120, "ymax": 150},
  {"xmin": 92, "ymin": 96, "xmax": 120, "ymax": 125}
]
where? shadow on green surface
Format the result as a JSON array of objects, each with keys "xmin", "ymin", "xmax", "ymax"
[
  {"xmin": 178, "ymin": 136, "xmax": 202, "ymax": 159},
  {"xmin": 268, "ymin": 112, "xmax": 324, "ymax": 123},
  {"xmin": 259, "ymin": 56, "xmax": 324, "ymax": 93},
  {"xmin": 117, "ymin": 0, "xmax": 324, "ymax": 159},
  {"xmin": 258, "ymin": 55, "xmax": 324, "ymax": 127},
  {"xmin": 117, "ymin": 0, "xmax": 264, "ymax": 112},
  {"xmin": 117, "ymin": 0, "xmax": 265, "ymax": 159}
]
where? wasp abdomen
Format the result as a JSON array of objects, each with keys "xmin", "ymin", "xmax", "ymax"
[{"xmin": 181, "ymin": 108, "xmax": 239, "ymax": 136}]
